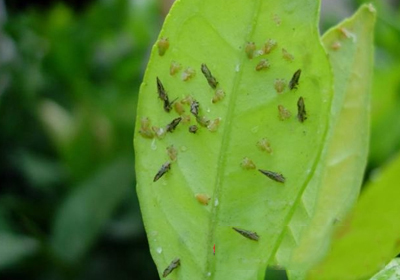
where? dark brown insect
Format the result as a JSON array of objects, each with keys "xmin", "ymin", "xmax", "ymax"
[
  {"xmin": 162, "ymin": 257, "xmax": 180, "ymax": 278},
  {"xmin": 289, "ymin": 69, "xmax": 301, "ymax": 90},
  {"xmin": 156, "ymin": 77, "xmax": 175, "ymax": 112},
  {"xmin": 153, "ymin": 162, "xmax": 171, "ymax": 182},
  {"xmin": 258, "ymin": 169, "xmax": 285, "ymax": 183},
  {"xmin": 156, "ymin": 77, "xmax": 168, "ymax": 100},
  {"xmin": 164, "ymin": 98, "xmax": 177, "ymax": 113},
  {"xmin": 166, "ymin": 117, "xmax": 182, "ymax": 132},
  {"xmin": 189, "ymin": 125, "xmax": 198, "ymax": 134},
  {"xmin": 297, "ymin": 96, "xmax": 307, "ymax": 122},
  {"xmin": 232, "ymin": 227, "xmax": 259, "ymax": 241},
  {"xmin": 201, "ymin": 64, "xmax": 218, "ymax": 89},
  {"xmin": 190, "ymin": 100, "xmax": 200, "ymax": 116}
]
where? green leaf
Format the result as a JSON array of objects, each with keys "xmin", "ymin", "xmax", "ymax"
[
  {"xmin": 0, "ymin": 232, "xmax": 39, "ymax": 270},
  {"xmin": 370, "ymin": 259, "xmax": 400, "ymax": 280},
  {"xmin": 51, "ymin": 158, "xmax": 134, "ymax": 263},
  {"xmin": 286, "ymin": 4, "xmax": 376, "ymax": 275},
  {"xmin": 308, "ymin": 152, "xmax": 400, "ymax": 279},
  {"xmin": 135, "ymin": 0, "xmax": 334, "ymax": 278}
]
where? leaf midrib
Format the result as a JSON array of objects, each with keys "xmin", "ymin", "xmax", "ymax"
[{"xmin": 205, "ymin": 0, "xmax": 262, "ymax": 277}]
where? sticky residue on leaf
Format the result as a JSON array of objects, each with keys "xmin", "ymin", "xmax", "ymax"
[
  {"xmin": 274, "ymin": 79, "xmax": 286, "ymax": 94},
  {"xmin": 278, "ymin": 105, "xmax": 292, "ymax": 120},
  {"xmin": 157, "ymin": 37, "xmax": 169, "ymax": 56},
  {"xmin": 282, "ymin": 48, "xmax": 294, "ymax": 62},
  {"xmin": 264, "ymin": 39, "xmax": 277, "ymax": 54},
  {"xmin": 182, "ymin": 67, "xmax": 196, "ymax": 81},
  {"xmin": 256, "ymin": 59, "xmax": 270, "ymax": 71},
  {"xmin": 154, "ymin": 162, "xmax": 171, "ymax": 182},
  {"xmin": 257, "ymin": 138, "xmax": 272, "ymax": 153},
  {"xmin": 241, "ymin": 157, "xmax": 256, "ymax": 170},
  {"xmin": 232, "ymin": 227, "xmax": 259, "ymax": 241},
  {"xmin": 245, "ymin": 42, "xmax": 256, "ymax": 59},
  {"xmin": 212, "ymin": 89, "xmax": 225, "ymax": 103},
  {"xmin": 162, "ymin": 257, "xmax": 180, "ymax": 278},
  {"xmin": 196, "ymin": 193, "xmax": 211, "ymax": 205}
]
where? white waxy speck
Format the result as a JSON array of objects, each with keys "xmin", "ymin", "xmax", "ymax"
[
  {"xmin": 235, "ymin": 64, "xmax": 240, "ymax": 72},
  {"xmin": 180, "ymin": 146, "xmax": 187, "ymax": 152},
  {"xmin": 207, "ymin": 272, "xmax": 212, "ymax": 277},
  {"xmin": 151, "ymin": 138, "xmax": 157, "ymax": 150},
  {"xmin": 214, "ymin": 198, "xmax": 219, "ymax": 207},
  {"xmin": 156, "ymin": 247, "xmax": 162, "ymax": 254},
  {"xmin": 254, "ymin": 49, "xmax": 264, "ymax": 57},
  {"xmin": 251, "ymin": 126, "xmax": 259, "ymax": 133}
]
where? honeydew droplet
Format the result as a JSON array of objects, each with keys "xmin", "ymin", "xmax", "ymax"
[
  {"xmin": 151, "ymin": 138, "xmax": 157, "ymax": 150},
  {"xmin": 207, "ymin": 272, "xmax": 212, "ymax": 277},
  {"xmin": 156, "ymin": 247, "xmax": 163, "ymax": 254},
  {"xmin": 235, "ymin": 64, "xmax": 240, "ymax": 72}
]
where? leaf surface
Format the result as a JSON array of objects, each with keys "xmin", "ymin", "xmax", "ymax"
[
  {"xmin": 370, "ymin": 259, "xmax": 400, "ymax": 280},
  {"xmin": 134, "ymin": 0, "xmax": 333, "ymax": 278},
  {"xmin": 283, "ymin": 4, "xmax": 375, "ymax": 276},
  {"xmin": 308, "ymin": 152, "xmax": 400, "ymax": 280}
]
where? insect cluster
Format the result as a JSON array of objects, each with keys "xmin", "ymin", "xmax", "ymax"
[{"xmin": 142, "ymin": 26, "xmax": 312, "ymax": 277}]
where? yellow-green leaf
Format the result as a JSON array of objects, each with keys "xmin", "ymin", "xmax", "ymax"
[
  {"xmin": 285, "ymin": 4, "xmax": 376, "ymax": 276},
  {"xmin": 134, "ymin": 0, "xmax": 333, "ymax": 279},
  {"xmin": 308, "ymin": 152, "xmax": 400, "ymax": 279}
]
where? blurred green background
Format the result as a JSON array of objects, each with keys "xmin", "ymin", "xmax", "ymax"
[{"xmin": 0, "ymin": 0, "xmax": 399, "ymax": 279}]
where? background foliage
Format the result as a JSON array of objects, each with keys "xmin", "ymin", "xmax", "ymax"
[{"xmin": 0, "ymin": 0, "xmax": 399, "ymax": 279}]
